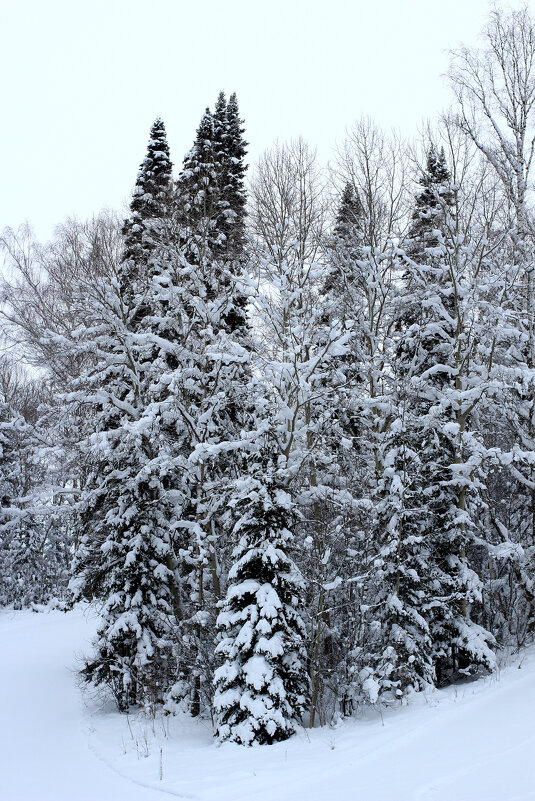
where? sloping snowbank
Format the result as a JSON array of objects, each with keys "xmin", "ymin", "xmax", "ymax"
[{"xmin": 1, "ymin": 606, "xmax": 533, "ymax": 801}]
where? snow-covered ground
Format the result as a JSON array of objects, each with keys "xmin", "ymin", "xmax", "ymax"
[{"xmin": 1, "ymin": 606, "xmax": 533, "ymax": 801}]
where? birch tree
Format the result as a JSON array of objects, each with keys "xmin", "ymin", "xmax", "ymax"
[{"xmin": 450, "ymin": 6, "xmax": 535, "ymax": 637}]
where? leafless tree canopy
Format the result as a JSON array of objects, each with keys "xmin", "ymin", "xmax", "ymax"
[{"xmin": 0, "ymin": 211, "xmax": 122, "ymax": 383}]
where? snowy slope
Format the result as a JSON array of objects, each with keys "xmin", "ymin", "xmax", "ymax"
[{"xmin": 1, "ymin": 606, "xmax": 533, "ymax": 801}]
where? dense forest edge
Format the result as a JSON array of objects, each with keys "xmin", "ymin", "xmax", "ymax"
[{"xmin": 1, "ymin": 6, "xmax": 535, "ymax": 747}]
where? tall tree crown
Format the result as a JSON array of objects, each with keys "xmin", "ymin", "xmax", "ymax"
[
  {"xmin": 334, "ymin": 182, "xmax": 365, "ymax": 241},
  {"xmin": 407, "ymin": 146, "xmax": 454, "ymax": 260},
  {"xmin": 177, "ymin": 94, "xmax": 248, "ymax": 260},
  {"xmin": 122, "ymin": 117, "xmax": 173, "ymax": 265}
]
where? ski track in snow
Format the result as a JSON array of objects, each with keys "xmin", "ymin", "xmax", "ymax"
[{"xmin": 1, "ymin": 606, "xmax": 534, "ymax": 801}]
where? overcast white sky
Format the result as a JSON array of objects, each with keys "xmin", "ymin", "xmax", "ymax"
[{"xmin": 0, "ymin": 0, "xmax": 531, "ymax": 240}]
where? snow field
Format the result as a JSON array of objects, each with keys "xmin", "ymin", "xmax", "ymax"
[{"xmin": 1, "ymin": 606, "xmax": 533, "ymax": 801}]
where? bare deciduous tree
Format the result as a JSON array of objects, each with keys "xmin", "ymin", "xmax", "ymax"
[
  {"xmin": 0, "ymin": 210, "xmax": 122, "ymax": 383},
  {"xmin": 450, "ymin": 7, "xmax": 535, "ymax": 636}
]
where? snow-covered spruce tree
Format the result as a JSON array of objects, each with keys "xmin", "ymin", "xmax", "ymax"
[
  {"xmin": 213, "ymin": 91, "xmax": 248, "ymax": 259},
  {"xmin": 163, "ymin": 97, "xmax": 252, "ymax": 717},
  {"xmin": 214, "ymin": 447, "xmax": 309, "ymax": 745},
  {"xmin": 321, "ymin": 183, "xmax": 365, "ymax": 438},
  {"xmin": 212, "ymin": 91, "xmax": 249, "ymax": 337},
  {"xmin": 312, "ymin": 182, "xmax": 373, "ymax": 715},
  {"xmin": 176, "ymin": 107, "xmax": 223, "ymax": 259},
  {"xmin": 358, "ymin": 416, "xmax": 434, "ymax": 703},
  {"xmin": 176, "ymin": 95, "xmax": 248, "ymax": 334},
  {"xmin": 360, "ymin": 145, "xmax": 495, "ymax": 701},
  {"xmin": 121, "ymin": 117, "xmax": 172, "ymax": 272},
  {"xmin": 410, "ymin": 146, "xmax": 494, "ymax": 684},
  {"xmin": 73, "ymin": 119, "xmax": 180, "ymax": 710},
  {"xmin": 358, "ymin": 338, "xmax": 438, "ymax": 703},
  {"xmin": 72, "ymin": 117, "xmax": 174, "ymax": 600}
]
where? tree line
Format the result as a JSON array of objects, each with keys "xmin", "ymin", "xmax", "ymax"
[{"xmin": 1, "ymin": 6, "xmax": 534, "ymax": 746}]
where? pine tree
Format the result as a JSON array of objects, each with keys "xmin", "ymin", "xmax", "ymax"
[
  {"xmin": 316, "ymin": 180, "xmax": 401, "ymax": 714},
  {"xmin": 214, "ymin": 449, "xmax": 309, "ymax": 745},
  {"xmin": 405, "ymin": 146, "xmax": 453, "ymax": 260},
  {"xmin": 333, "ymin": 182, "xmax": 365, "ymax": 243},
  {"xmin": 79, "ymin": 424, "xmax": 177, "ymax": 710}
]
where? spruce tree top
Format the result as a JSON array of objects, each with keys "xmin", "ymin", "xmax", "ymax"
[
  {"xmin": 334, "ymin": 182, "xmax": 365, "ymax": 241},
  {"xmin": 177, "ymin": 93, "xmax": 248, "ymax": 259},
  {"xmin": 413, "ymin": 146, "xmax": 453, "ymax": 215},
  {"xmin": 122, "ymin": 117, "xmax": 173, "ymax": 264},
  {"xmin": 220, "ymin": 92, "xmax": 248, "ymax": 256},
  {"xmin": 178, "ymin": 108, "xmax": 219, "ymax": 222},
  {"xmin": 407, "ymin": 145, "xmax": 453, "ymax": 260},
  {"xmin": 213, "ymin": 91, "xmax": 227, "ymax": 137}
]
